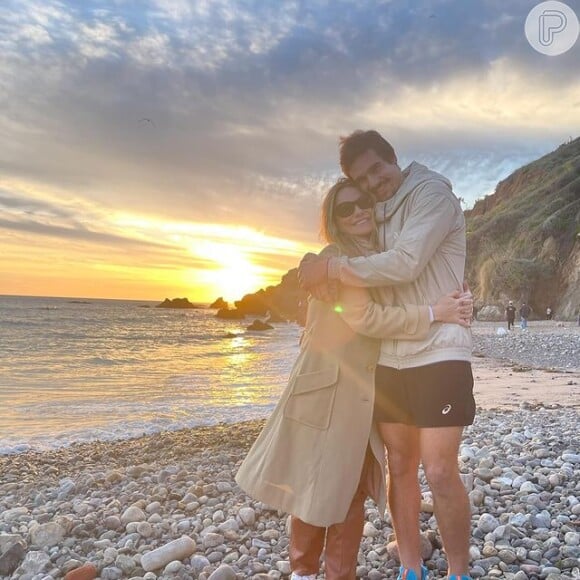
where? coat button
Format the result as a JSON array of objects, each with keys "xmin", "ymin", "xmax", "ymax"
[{"xmin": 367, "ymin": 364, "xmax": 375, "ymax": 372}]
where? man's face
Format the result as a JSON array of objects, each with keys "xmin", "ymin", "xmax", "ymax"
[{"xmin": 348, "ymin": 149, "xmax": 404, "ymax": 201}]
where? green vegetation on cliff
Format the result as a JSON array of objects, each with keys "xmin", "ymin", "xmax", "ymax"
[{"xmin": 465, "ymin": 137, "xmax": 580, "ymax": 318}]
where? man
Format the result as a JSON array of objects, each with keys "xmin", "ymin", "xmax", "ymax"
[
  {"xmin": 298, "ymin": 130, "xmax": 474, "ymax": 580},
  {"xmin": 520, "ymin": 302, "xmax": 531, "ymax": 330},
  {"xmin": 506, "ymin": 301, "xmax": 516, "ymax": 330}
]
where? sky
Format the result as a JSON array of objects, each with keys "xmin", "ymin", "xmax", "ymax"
[{"xmin": 1, "ymin": 0, "xmax": 579, "ymax": 302}]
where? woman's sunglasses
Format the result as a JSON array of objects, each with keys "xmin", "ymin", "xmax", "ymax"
[{"xmin": 334, "ymin": 194, "xmax": 374, "ymax": 218}]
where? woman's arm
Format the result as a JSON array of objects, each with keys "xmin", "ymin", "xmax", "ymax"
[{"xmin": 338, "ymin": 286, "xmax": 472, "ymax": 340}]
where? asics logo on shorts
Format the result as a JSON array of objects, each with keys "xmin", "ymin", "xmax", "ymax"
[{"xmin": 441, "ymin": 404, "xmax": 452, "ymax": 415}]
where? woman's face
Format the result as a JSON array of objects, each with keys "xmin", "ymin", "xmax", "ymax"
[{"xmin": 334, "ymin": 186, "xmax": 374, "ymax": 238}]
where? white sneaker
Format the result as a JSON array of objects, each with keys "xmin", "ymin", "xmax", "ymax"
[{"xmin": 290, "ymin": 574, "xmax": 316, "ymax": 580}]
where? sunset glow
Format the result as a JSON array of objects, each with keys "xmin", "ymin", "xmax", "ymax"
[{"xmin": 0, "ymin": 1, "xmax": 577, "ymax": 302}]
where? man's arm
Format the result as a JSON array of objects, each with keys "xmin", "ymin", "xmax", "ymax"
[{"xmin": 299, "ymin": 190, "xmax": 461, "ymax": 289}]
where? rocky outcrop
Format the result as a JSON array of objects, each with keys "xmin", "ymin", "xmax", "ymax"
[
  {"xmin": 246, "ymin": 320, "xmax": 274, "ymax": 331},
  {"xmin": 156, "ymin": 298, "xmax": 200, "ymax": 309},
  {"xmin": 466, "ymin": 137, "xmax": 580, "ymax": 319},
  {"xmin": 210, "ymin": 297, "xmax": 228, "ymax": 309},
  {"xmin": 215, "ymin": 308, "xmax": 245, "ymax": 320},
  {"xmin": 228, "ymin": 269, "xmax": 308, "ymax": 325},
  {"xmin": 557, "ymin": 237, "xmax": 580, "ymax": 319}
]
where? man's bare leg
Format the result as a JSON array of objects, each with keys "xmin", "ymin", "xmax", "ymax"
[
  {"xmin": 420, "ymin": 426, "xmax": 470, "ymax": 576},
  {"xmin": 378, "ymin": 423, "xmax": 422, "ymax": 576}
]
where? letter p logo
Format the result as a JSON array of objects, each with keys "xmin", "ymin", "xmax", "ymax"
[
  {"xmin": 539, "ymin": 10, "xmax": 567, "ymax": 46},
  {"xmin": 525, "ymin": 1, "xmax": 579, "ymax": 55}
]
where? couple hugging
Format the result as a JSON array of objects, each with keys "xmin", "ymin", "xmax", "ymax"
[{"xmin": 236, "ymin": 130, "xmax": 475, "ymax": 580}]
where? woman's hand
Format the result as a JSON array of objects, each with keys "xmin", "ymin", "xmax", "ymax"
[{"xmin": 432, "ymin": 291, "xmax": 473, "ymax": 327}]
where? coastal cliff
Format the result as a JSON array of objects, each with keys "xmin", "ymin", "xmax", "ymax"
[
  {"xmin": 465, "ymin": 137, "xmax": 579, "ymax": 319},
  {"xmin": 228, "ymin": 138, "xmax": 579, "ymax": 320}
]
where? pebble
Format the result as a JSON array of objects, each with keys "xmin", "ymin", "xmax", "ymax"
[
  {"xmin": 63, "ymin": 563, "xmax": 98, "ymax": 580},
  {"xmin": 208, "ymin": 564, "xmax": 237, "ymax": 580},
  {"xmin": 141, "ymin": 536, "xmax": 196, "ymax": 572},
  {"xmin": 0, "ymin": 404, "xmax": 577, "ymax": 579},
  {"xmin": 0, "ymin": 541, "xmax": 26, "ymax": 576},
  {"xmin": 238, "ymin": 507, "xmax": 256, "ymax": 526},
  {"xmin": 30, "ymin": 522, "xmax": 65, "ymax": 547},
  {"xmin": 477, "ymin": 513, "xmax": 499, "ymax": 533},
  {"xmin": 121, "ymin": 506, "xmax": 146, "ymax": 525},
  {"xmin": 472, "ymin": 327, "xmax": 580, "ymax": 371}
]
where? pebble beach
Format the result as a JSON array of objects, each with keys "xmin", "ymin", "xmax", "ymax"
[{"xmin": 1, "ymin": 323, "xmax": 579, "ymax": 580}]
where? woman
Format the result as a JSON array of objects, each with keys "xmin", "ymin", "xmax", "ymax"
[{"xmin": 235, "ymin": 179, "xmax": 472, "ymax": 580}]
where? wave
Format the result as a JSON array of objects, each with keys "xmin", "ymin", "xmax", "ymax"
[{"xmin": 0, "ymin": 406, "xmax": 277, "ymax": 456}]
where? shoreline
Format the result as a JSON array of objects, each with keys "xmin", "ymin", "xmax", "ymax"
[
  {"xmin": 1, "ymin": 346, "xmax": 578, "ymax": 458},
  {"xmin": 1, "ymin": 326, "xmax": 578, "ymax": 578}
]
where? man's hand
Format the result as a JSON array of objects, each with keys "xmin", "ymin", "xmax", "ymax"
[
  {"xmin": 309, "ymin": 283, "xmax": 336, "ymax": 303},
  {"xmin": 298, "ymin": 255, "xmax": 329, "ymax": 289}
]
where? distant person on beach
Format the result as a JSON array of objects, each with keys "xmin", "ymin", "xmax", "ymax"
[
  {"xmin": 236, "ymin": 178, "xmax": 472, "ymax": 580},
  {"xmin": 506, "ymin": 301, "xmax": 516, "ymax": 330},
  {"xmin": 546, "ymin": 306, "xmax": 553, "ymax": 320},
  {"xmin": 520, "ymin": 302, "xmax": 531, "ymax": 330},
  {"xmin": 298, "ymin": 130, "xmax": 475, "ymax": 580}
]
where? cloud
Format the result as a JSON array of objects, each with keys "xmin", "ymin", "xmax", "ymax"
[{"xmin": 0, "ymin": 0, "xmax": 578, "ymax": 297}]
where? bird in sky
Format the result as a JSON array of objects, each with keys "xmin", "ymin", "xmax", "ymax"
[{"xmin": 138, "ymin": 118, "xmax": 155, "ymax": 127}]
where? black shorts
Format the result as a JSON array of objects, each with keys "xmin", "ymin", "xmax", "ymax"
[{"xmin": 374, "ymin": 361, "xmax": 475, "ymax": 427}]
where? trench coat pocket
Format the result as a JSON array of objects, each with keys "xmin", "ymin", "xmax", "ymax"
[{"xmin": 283, "ymin": 366, "xmax": 339, "ymax": 430}]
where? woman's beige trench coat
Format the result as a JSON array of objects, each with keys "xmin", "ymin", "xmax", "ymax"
[{"xmin": 235, "ymin": 269, "xmax": 430, "ymax": 527}]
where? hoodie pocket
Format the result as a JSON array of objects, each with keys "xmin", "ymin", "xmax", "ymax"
[{"xmin": 283, "ymin": 366, "xmax": 339, "ymax": 430}]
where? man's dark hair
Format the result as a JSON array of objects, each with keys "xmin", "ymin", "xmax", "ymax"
[{"xmin": 339, "ymin": 130, "xmax": 397, "ymax": 176}]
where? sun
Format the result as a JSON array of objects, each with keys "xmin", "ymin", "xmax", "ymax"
[{"xmin": 192, "ymin": 241, "xmax": 266, "ymax": 302}]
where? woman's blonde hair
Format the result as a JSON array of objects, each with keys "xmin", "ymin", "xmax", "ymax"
[{"xmin": 320, "ymin": 178, "xmax": 377, "ymax": 257}]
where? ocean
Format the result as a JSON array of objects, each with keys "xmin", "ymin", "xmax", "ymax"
[{"xmin": 0, "ymin": 295, "xmax": 301, "ymax": 455}]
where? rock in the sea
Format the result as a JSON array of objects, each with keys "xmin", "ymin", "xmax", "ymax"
[
  {"xmin": 210, "ymin": 297, "xmax": 228, "ymax": 309},
  {"xmin": 246, "ymin": 319, "xmax": 273, "ymax": 331},
  {"xmin": 156, "ymin": 297, "xmax": 200, "ymax": 309},
  {"xmin": 216, "ymin": 307, "xmax": 245, "ymax": 319},
  {"xmin": 141, "ymin": 536, "xmax": 196, "ymax": 572}
]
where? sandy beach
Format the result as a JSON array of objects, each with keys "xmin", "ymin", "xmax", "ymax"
[
  {"xmin": 1, "ymin": 322, "xmax": 578, "ymax": 580},
  {"xmin": 470, "ymin": 321, "xmax": 579, "ymax": 410}
]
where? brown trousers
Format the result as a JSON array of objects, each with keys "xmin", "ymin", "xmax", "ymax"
[{"xmin": 289, "ymin": 450, "xmax": 373, "ymax": 580}]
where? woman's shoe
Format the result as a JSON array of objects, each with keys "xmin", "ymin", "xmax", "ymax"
[
  {"xmin": 290, "ymin": 574, "xmax": 316, "ymax": 580},
  {"xmin": 397, "ymin": 565, "xmax": 428, "ymax": 580},
  {"xmin": 448, "ymin": 576, "xmax": 472, "ymax": 580}
]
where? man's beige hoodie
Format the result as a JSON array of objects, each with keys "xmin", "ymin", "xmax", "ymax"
[{"xmin": 328, "ymin": 161, "xmax": 472, "ymax": 369}]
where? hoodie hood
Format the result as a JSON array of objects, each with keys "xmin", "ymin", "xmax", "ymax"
[{"xmin": 375, "ymin": 161, "xmax": 453, "ymax": 221}]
